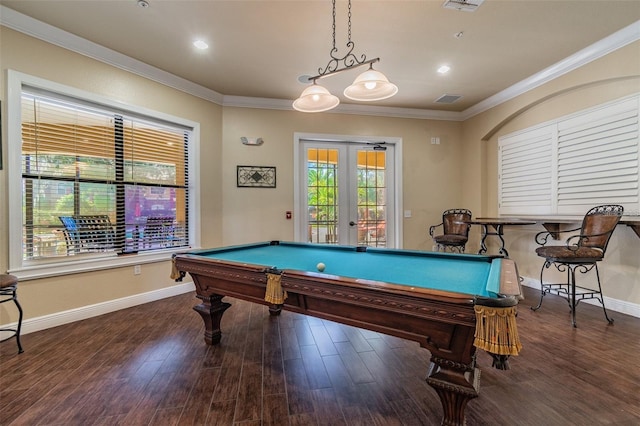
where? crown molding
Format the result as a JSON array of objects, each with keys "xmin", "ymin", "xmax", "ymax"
[
  {"xmin": 2, "ymin": 6, "xmax": 637, "ymax": 122},
  {"xmin": 0, "ymin": 5, "xmax": 224, "ymax": 105},
  {"xmin": 461, "ymin": 20, "xmax": 640, "ymax": 120}
]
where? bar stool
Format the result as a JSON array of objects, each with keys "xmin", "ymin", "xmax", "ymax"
[
  {"xmin": 532, "ymin": 205, "xmax": 623, "ymax": 327},
  {"xmin": 0, "ymin": 274, "xmax": 24, "ymax": 353},
  {"xmin": 429, "ymin": 208, "xmax": 472, "ymax": 253}
]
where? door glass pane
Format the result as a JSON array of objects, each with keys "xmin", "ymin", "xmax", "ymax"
[
  {"xmin": 356, "ymin": 150, "xmax": 386, "ymax": 247},
  {"xmin": 307, "ymin": 148, "xmax": 339, "ymax": 244}
]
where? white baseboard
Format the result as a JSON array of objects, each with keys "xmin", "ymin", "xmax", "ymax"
[
  {"xmin": 3, "ymin": 281, "xmax": 195, "ymax": 335},
  {"xmin": 521, "ymin": 276, "xmax": 640, "ymax": 319}
]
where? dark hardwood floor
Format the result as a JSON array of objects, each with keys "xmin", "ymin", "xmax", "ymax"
[{"xmin": 1, "ymin": 285, "xmax": 639, "ymax": 425}]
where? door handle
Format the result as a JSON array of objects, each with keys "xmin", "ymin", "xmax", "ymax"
[{"xmin": 349, "ymin": 221, "xmax": 357, "ymax": 227}]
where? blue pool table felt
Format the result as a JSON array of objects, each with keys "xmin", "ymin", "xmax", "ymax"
[{"xmin": 195, "ymin": 242, "xmax": 502, "ymax": 298}]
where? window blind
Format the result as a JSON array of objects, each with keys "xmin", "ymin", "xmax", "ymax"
[{"xmin": 21, "ymin": 90, "xmax": 190, "ymax": 260}]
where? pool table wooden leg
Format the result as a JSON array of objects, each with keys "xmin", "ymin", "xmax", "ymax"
[
  {"xmin": 268, "ymin": 304, "xmax": 283, "ymax": 316},
  {"xmin": 193, "ymin": 294, "xmax": 231, "ymax": 345},
  {"xmin": 426, "ymin": 356, "xmax": 480, "ymax": 426}
]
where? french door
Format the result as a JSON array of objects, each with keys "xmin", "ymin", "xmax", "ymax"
[{"xmin": 296, "ymin": 138, "xmax": 397, "ymax": 247}]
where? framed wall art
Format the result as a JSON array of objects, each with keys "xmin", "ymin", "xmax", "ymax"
[{"xmin": 237, "ymin": 165, "xmax": 276, "ymax": 188}]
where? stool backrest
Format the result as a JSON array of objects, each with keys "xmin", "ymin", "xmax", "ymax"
[
  {"xmin": 442, "ymin": 209, "xmax": 472, "ymax": 237},
  {"xmin": 579, "ymin": 205, "xmax": 623, "ymax": 253}
]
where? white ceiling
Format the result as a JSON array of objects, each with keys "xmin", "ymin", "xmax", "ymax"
[{"xmin": 2, "ymin": 0, "xmax": 639, "ymax": 115}]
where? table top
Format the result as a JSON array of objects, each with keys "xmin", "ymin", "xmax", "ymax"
[
  {"xmin": 467, "ymin": 218, "xmax": 537, "ymax": 226},
  {"xmin": 477, "ymin": 215, "xmax": 640, "ymax": 225},
  {"xmin": 189, "ymin": 241, "xmax": 505, "ymax": 298}
]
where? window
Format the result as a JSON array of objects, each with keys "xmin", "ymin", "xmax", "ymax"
[
  {"xmin": 499, "ymin": 94, "xmax": 640, "ymax": 216},
  {"xmin": 7, "ymin": 71, "xmax": 199, "ymax": 276}
]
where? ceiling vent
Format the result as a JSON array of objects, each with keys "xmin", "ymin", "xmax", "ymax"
[
  {"xmin": 442, "ymin": 0, "xmax": 485, "ymax": 12},
  {"xmin": 435, "ymin": 94, "xmax": 463, "ymax": 104}
]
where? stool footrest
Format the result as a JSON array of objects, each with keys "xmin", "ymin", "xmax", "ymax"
[{"xmin": 541, "ymin": 283, "xmax": 604, "ymax": 300}]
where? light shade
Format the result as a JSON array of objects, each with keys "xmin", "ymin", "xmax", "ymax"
[
  {"xmin": 343, "ymin": 68, "xmax": 398, "ymax": 101},
  {"xmin": 293, "ymin": 83, "xmax": 340, "ymax": 113}
]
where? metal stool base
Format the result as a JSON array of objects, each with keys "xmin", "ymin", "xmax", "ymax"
[{"xmin": 0, "ymin": 280, "xmax": 24, "ymax": 354}]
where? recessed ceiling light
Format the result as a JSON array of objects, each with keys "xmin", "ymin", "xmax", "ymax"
[
  {"xmin": 137, "ymin": 0, "xmax": 150, "ymax": 8},
  {"xmin": 437, "ymin": 65, "xmax": 451, "ymax": 74},
  {"xmin": 193, "ymin": 40, "xmax": 209, "ymax": 50}
]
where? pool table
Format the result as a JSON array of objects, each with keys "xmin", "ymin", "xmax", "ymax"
[{"xmin": 173, "ymin": 241, "xmax": 522, "ymax": 426}]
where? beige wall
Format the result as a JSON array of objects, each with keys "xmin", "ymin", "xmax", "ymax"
[
  {"xmin": 462, "ymin": 41, "xmax": 640, "ymax": 306},
  {"xmin": 221, "ymin": 107, "xmax": 464, "ymax": 251},
  {"xmin": 0, "ymin": 28, "xmax": 223, "ymax": 323},
  {"xmin": 1, "ymin": 28, "xmax": 639, "ymax": 328},
  {"xmin": 1, "ymin": 28, "xmax": 467, "ymax": 326}
]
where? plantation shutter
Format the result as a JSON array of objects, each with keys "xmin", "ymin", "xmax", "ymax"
[
  {"xmin": 499, "ymin": 125, "xmax": 555, "ymax": 215},
  {"xmin": 499, "ymin": 94, "xmax": 640, "ymax": 216},
  {"xmin": 556, "ymin": 97, "xmax": 639, "ymax": 213}
]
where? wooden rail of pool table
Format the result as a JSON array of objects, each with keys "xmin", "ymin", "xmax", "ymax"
[{"xmin": 174, "ymin": 252, "xmax": 520, "ymax": 426}]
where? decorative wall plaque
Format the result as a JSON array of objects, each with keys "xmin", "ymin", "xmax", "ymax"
[{"xmin": 237, "ymin": 165, "xmax": 276, "ymax": 188}]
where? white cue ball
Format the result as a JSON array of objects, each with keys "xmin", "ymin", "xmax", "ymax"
[{"xmin": 316, "ymin": 262, "xmax": 325, "ymax": 272}]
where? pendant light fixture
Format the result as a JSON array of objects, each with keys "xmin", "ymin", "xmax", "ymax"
[
  {"xmin": 344, "ymin": 64, "xmax": 398, "ymax": 101},
  {"xmin": 292, "ymin": 82, "xmax": 340, "ymax": 113},
  {"xmin": 293, "ymin": 0, "xmax": 397, "ymax": 113}
]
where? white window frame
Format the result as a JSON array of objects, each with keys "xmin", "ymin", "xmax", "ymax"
[
  {"xmin": 6, "ymin": 70, "xmax": 201, "ymax": 279},
  {"xmin": 499, "ymin": 93, "xmax": 640, "ymax": 216}
]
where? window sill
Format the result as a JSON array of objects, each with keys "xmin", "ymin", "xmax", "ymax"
[{"xmin": 9, "ymin": 247, "xmax": 196, "ymax": 281}]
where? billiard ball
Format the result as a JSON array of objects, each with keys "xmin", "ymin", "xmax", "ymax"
[{"xmin": 316, "ymin": 262, "xmax": 325, "ymax": 272}]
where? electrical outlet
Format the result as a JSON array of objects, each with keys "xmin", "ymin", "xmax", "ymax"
[{"xmin": 134, "ymin": 265, "xmax": 141, "ymax": 275}]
